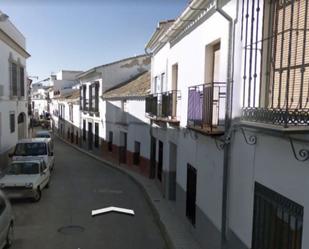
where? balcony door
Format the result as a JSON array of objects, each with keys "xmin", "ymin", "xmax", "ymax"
[{"xmin": 172, "ymin": 64, "xmax": 178, "ymax": 118}]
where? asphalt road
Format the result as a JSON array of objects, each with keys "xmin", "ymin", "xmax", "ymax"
[{"xmin": 10, "ymin": 137, "xmax": 167, "ymax": 249}]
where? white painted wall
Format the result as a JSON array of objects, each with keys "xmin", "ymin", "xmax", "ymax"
[
  {"xmin": 149, "ymin": 0, "xmax": 235, "ymax": 232},
  {"xmin": 0, "ymin": 18, "xmax": 29, "ymax": 155},
  {"xmin": 105, "ymin": 99, "xmax": 150, "ymax": 159},
  {"xmin": 100, "ymin": 55, "xmax": 150, "ymax": 93},
  {"xmin": 0, "ymin": 19, "xmax": 26, "ymax": 48}
]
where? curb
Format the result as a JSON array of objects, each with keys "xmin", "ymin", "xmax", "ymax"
[{"xmin": 55, "ymin": 135, "xmax": 175, "ymax": 249}]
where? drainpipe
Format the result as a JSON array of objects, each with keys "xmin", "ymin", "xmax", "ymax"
[
  {"xmin": 144, "ymin": 47, "xmax": 155, "ymax": 178},
  {"xmin": 214, "ymin": 0, "xmax": 239, "ymax": 247}
]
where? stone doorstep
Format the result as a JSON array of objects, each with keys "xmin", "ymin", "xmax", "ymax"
[{"xmin": 55, "ymin": 134, "xmax": 202, "ymax": 249}]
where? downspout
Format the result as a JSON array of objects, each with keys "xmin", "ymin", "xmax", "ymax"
[
  {"xmin": 214, "ymin": 0, "xmax": 239, "ymax": 246},
  {"xmin": 145, "ymin": 47, "xmax": 155, "ymax": 178}
]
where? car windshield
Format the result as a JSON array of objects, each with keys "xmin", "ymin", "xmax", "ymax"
[
  {"xmin": 35, "ymin": 133, "xmax": 50, "ymax": 138},
  {"xmin": 14, "ymin": 143, "xmax": 47, "ymax": 156},
  {"xmin": 7, "ymin": 162, "xmax": 40, "ymax": 175}
]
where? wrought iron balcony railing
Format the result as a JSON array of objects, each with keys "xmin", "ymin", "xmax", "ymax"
[
  {"xmin": 146, "ymin": 90, "xmax": 180, "ymax": 123},
  {"xmin": 187, "ymin": 82, "xmax": 226, "ymax": 134},
  {"xmin": 242, "ymin": 108, "xmax": 309, "ymax": 127},
  {"xmin": 240, "ymin": 0, "xmax": 309, "ymax": 129}
]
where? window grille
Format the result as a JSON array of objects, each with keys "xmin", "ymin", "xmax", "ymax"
[{"xmin": 242, "ymin": 0, "xmax": 309, "ymax": 126}]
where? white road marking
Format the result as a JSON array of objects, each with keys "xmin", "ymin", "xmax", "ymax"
[{"xmin": 91, "ymin": 206, "xmax": 135, "ymax": 216}]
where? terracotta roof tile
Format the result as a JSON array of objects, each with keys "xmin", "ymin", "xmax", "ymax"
[{"xmin": 103, "ymin": 71, "xmax": 150, "ymax": 99}]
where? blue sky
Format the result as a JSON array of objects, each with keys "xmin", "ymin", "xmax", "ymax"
[{"xmin": 0, "ymin": 0, "xmax": 187, "ymax": 81}]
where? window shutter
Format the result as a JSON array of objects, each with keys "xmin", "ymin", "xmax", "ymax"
[
  {"xmin": 271, "ymin": 0, "xmax": 309, "ymax": 109},
  {"xmin": 9, "ymin": 62, "xmax": 12, "ymax": 98},
  {"xmin": 20, "ymin": 67, "xmax": 25, "ymax": 97}
]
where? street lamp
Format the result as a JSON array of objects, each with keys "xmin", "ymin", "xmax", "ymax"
[{"xmin": 0, "ymin": 11, "xmax": 9, "ymax": 22}]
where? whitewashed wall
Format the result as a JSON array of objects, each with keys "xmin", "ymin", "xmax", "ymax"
[
  {"xmin": 0, "ymin": 19, "xmax": 28, "ymax": 155},
  {"xmin": 104, "ymin": 99, "xmax": 150, "ymax": 159},
  {"xmin": 149, "ymin": 1, "xmax": 235, "ymax": 232}
]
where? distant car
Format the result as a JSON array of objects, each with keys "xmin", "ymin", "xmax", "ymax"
[
  {"xmin": 34, "ymin": 130, "xmax": 54, "ymax": 150},
  {"xmin": 0, "ymin": 190, "xmax": 14, "ymax": 249},
  {"xmin": 0, "ymin": 158, "xmax": 50, "ymax": 202},
  {"xmin": 34, "ymin": 130, "xmax": 52, "ymax": 139},
  {"xmin": 10, "ymin": 138, "xmax": 55, "ymax": 171},
  {"xmin": 40, "ymin": 120, "xmax": 50, "ymax": 129}
]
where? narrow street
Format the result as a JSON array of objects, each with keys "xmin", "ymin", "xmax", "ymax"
[{"xmin": 10, "ymin": 137, "xmax": 167, "ymax": 249}]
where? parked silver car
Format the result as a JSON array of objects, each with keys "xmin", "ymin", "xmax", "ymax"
[{"xmin": 0, "ymin": 191, "xmax": 14, "ymax": 248}]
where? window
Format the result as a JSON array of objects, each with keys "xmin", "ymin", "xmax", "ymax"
[
  {"xmin": 252, "ymin": 183, "xmax": 303, "ymax": 249},
  {"xmin": 9, "ymin": 162, "xmax": 39, "ymax": 175},
  {"xmin": 11, "ymin": 62, "xmax": 17, "ymax": 96},
  {"xmin": 161, "ymin": 73, "xmax": 166, "ymax": 92},
  {"xmin": 108, "ymin": 131, "xmax": 113, "ymax": 152},
  {"xmin": 20, "ymin": 67, "xmax": 25, "ymax": 97},
  {"xmin": 14, "ymin": 143, "xmax": 47, "ymax": 156},
  {"xmin": 83, "ymin": 120, "xmax": 86, "ymax": 141},
  {"xmin": 94, "ymin": 82, "xmax": 99, "ymax": 112},
  {"xmin": 133, "ymin": 141, "xmax": 141, "ymax": 165},
  {"xmin": 154, "ymin": 76, "xmax": 158, "ymax": 94},
  {"xmin": 82, "ymin": 85, "xmax": 86, "ymax": 110},
  {"xmin": 89, "ymin": 85, "xmax": 93, "ymax": 111},
  {"xmin": 94, "ymin": 123, "xmax": 99, "ymax": 148},
  {"xmin": 80, "ymin": 86, "xmax": 83, "ymax": 110},
  {"xmin": 69, "ymin": 104, "xmax": 73, "ymax": 122},
  {"xmin": 242, "ymin": 0, "xmax": 309, "ymax": 124},
  {"xmin": 10, "ymin": 112, "xmax": 15, "ymax": 133}
]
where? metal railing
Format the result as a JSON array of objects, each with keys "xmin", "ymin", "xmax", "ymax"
[
  {"xmin": 187, "ymin": 82, "xmax": 226, "ymax": 132},
  {"xmin": 146, "ymin": 90, "xmax": 180, "ymax": 120},
  {"xmin": 241, "ymin": 0, "xmax": 309, "ymax": 128}
]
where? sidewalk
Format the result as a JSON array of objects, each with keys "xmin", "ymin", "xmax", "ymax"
[{"xmin": 56, "ymin": 135, "xmax": 202, "ymax": 249}]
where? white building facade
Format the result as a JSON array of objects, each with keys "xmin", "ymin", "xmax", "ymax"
[
  {"xmin": 103, "ymin": 71, "xmax": 152, "ymax": 176},
  {"xmin": 145, "ymin": 0, "xmax": 309, "ymax": 249},
  {"xmin": 0, "ymin": 12, "xmax": 30, "ymax": 167},
  {"xmin": 78, "ymin": 55, "xmax": 150, "ymax": 157},
  {"xmin": 49, "ymin": 70, "xmax": 81, "ymax": 134}
]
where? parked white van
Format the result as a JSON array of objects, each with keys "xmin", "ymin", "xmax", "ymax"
[{"xmin": 10, "ymin": 138, "xmax": 55, "ymax": 171}]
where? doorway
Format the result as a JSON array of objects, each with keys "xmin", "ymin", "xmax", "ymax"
[
  {"xmin": 168, "ymin": 142, "xmax": 177, "ymax": 201},
  {"xmin": 17, "ymin": 112, "xmax": 27, "ymax": 140},
  {"xmin": 150, "ymin": 136, "xmax": 156, "ymax": 178},
  {"xmin": 186, "ymin": 164, "xmax": 197, "ymax": 226},
  {"xmin": 157, "ymin": 140, "xmax": 163, "ymax": 181},
  {"xmin": 88, "ymin": 122, "xmax": 93, "ymax": 150},
  {"xmin": 119, "ymin": 132, "xmax": 127, "ymax": 164}
]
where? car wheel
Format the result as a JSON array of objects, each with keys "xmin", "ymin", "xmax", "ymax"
[
  {"xmin": 33, "ymin": 188, "xmax": 41, "ymax": 202},
  {"xmin": 5, "ymin": 222, "xmax": 13, "ymax": 248}
]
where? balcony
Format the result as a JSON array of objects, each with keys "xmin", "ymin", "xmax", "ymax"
[
  {"xmin": 146, "ymin": 90, "xmax": 180, "ymax": 125},
  {"xmin": 239, "ymin": 0, "xmax": 309, "ymax": 133},
  {"xmin": 187, "ymin": 82, "xmax": 226, "ymax": 135},
  {"xmin": 81, "ymin": 100, "xmax": 99, "ymax": 116}
]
